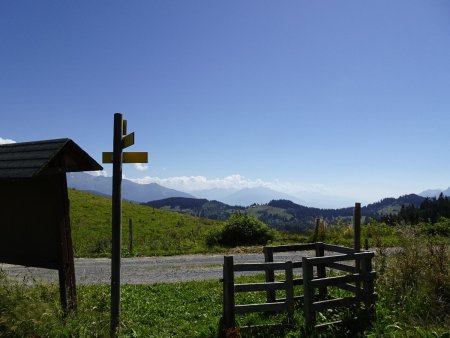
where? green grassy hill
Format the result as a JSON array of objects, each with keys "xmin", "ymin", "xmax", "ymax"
[{"xmin": 69, "ymin": 189, "xmax": 223, "ymax": 257}]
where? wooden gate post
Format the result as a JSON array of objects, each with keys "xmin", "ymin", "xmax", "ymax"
[
  {"xmin": 285, "ymin": 261, "xmax": 294, "ymax": 323},
  {"xmin": 353, "ymin": 203, "xmax": 361, "ymax": 253},
  {"xmin": 263, "ymin": 246, "xmax": 276, "ymax": 302},
  {"xmin": 361, "ymin": 255, "xmax": 376, "ymax": 319},
  {"xmin": 302, "ymin": 257, "xmax": 315, "ymax": 330},
  {"xmin": 315, "ymin": 242, "xmax": 327, "ymax": 299},
  {"xmin": 223, "ymin": 256, "xmax": 235, "ymax": 330}
]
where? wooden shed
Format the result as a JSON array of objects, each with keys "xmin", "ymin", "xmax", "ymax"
[{"xmin": 0, "ymin": 138, "xmax": 102, "ymax": 311}]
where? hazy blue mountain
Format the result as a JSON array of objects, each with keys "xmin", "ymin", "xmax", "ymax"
[
  {"xmin": 67, "ymin": 172, "xmax": 193, "ymax": 202},
  {"xmin": 419, "ymin": 189, "xmax": 443, "ymax": 198},
  {"xmin": 219, "ymin": 187, "xmax": 305, "ymax": 207},
  {"xmin": 191, "ymin": 188, "xmax": 239, "ymax": 201},
  {"xmin": 419, "ymin": 188, "xmax": 450, "ymax": 198}
]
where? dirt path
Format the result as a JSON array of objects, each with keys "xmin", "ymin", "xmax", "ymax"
[{"xmin": 1, "ymin": 251, "xmax": 313, "ymax": 285}]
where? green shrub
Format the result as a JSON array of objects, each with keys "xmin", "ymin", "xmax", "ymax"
[
  {"xmin": 420, "ymin": 217, "xmax": 450, "ymax": 237},
  {"xmin": 207, "ymin": 212, "xmax": 275, "ymax": 247}
]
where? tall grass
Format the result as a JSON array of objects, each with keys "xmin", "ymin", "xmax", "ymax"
[{"xmin": 373, "ymin": 227, "xmax": 450, "ymax": 332}]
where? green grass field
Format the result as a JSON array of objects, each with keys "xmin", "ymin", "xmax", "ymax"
[{"xmin": 69, "ymin": 189, "xmax": 224, "ymax": 257}]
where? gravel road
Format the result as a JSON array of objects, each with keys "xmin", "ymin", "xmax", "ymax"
[{"xmin": 1, "ymin": 251, "xmax": 314, "ymax": 285}]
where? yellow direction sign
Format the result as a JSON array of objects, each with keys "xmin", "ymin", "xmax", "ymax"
[
  {"xmin": 122, "ymin": 132, "xmax": 135, "ymax": 149},
  {"xmin": 123, "ymin": 152, "xmax": 148, "ymax": 163},
  {"xmin": 102, "ymin": 152, "xmax": 148, "ymax": 163},
  {"xmin": 102, "ymin": 152, "xmax": 113, "ymax": 163}
]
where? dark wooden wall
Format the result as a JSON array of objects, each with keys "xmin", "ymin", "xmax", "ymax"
[{"xmin": 0, "ymin": 175, "xmax": 64, "ymax": 269}]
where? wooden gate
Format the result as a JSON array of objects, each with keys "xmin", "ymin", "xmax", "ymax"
[{"xmin": 222, "ymin": 255, "xmax": 295, "ymax": 331}]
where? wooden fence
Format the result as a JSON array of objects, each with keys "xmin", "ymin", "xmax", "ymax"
[
  {"xmin": 222, "ymin": 255, "xmax": 295, "ymax": 330},
  {"xmin": 263, "ymin": 242, "xmax": 376, "ymax": 330}
]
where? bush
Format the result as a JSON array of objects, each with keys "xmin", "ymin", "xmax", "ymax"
[{"xmin": 207, "ymin": 213, "xmax": 275, "ymax": 247}]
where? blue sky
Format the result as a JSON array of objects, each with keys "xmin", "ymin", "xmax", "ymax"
[{"xmin": 1, "ymin": 1, "xmax": 449, "ymax": 207}]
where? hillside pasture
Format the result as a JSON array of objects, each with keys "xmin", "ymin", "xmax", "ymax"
[{"xmin": 69, "ymin": 189, "xmax": 223, "ymax": 257}]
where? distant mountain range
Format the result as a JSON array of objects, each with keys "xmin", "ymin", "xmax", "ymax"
[
  {"xmin": 67, "ymin": 172, "xmax": 193, "ymax": 202},
  {"xmin": 68, "ymin": 172, "xmax": 449, "ymax": 213},
  {"xmin": 67, "ymin": 173, "xmax": 304, "ymax": 206},
  {"xmin": 144, "ymin": 194, "xmax": 427, "ymax": 232}
]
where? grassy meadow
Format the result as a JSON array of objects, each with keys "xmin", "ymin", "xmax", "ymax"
[
  {"xmin": 69, "ymin": 189, "xmax": 224, "ymax": 257},
  {"xmin": 69, "ymin": 189, "xmax": 402, "ymax": 258}
]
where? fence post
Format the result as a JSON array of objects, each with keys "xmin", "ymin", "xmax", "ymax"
[
  {"xmin": 353, "ymin": 202, "xmax": 361, "ymax": 253},
  {"xmin": 302, "ymin": 257, "xmax": 315, "ymax": 330},
  {"xmin": 361, "ymin": 255, "xmax": 376, "ymax": 320},
  {"xmin": 263, "ymin": 246, "xmax": 275, "ymax": 302},
  {"xmin": 285, "ymin": 261, "xmax": 294, "ymax": 323},
  {"xmin": 315, "ymin": 242, "xmax": 327, "ymax": 299},
  {"xmin": 354, "ymin": 203, "xmax": 362, "ymax": 297},
  {"xmin": 128, "ymin": 218, "xmax": 133, "ymax": 254},
  {"xmin": 223, "ymin": 256, "xmax": 235, "ymax": 330},
  {"xmin": 313, "ymin": 218, "xmax": 320, "ymax": 242}
]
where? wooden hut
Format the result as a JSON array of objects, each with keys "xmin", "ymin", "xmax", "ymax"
[{"xmin": 0, "ymin": 138, "xmax": 102, "ymax": 311}]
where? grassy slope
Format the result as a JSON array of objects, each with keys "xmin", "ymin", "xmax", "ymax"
[
  {"xmin": 69, "ymin": 189, "xmax": 402, "ymax": 257},
  {"xmin": 69, "ymin": 189, "xmax": 223, "ymax": 257}
]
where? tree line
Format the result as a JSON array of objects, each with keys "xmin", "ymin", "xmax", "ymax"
[{"xmin": 382, "ymin": 193, "xmax": 450, "ymax": 225}]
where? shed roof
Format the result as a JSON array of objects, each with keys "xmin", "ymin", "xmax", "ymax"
[{"xmin": 0, "ymin": 138, "xmax": 103, "ymax": 178}]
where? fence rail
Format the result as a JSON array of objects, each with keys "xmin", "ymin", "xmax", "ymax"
[
  {"xmin": 222, "ymin": 256, "xmax": 294, "ymax": 330},
  {"xmin": 222, "ymin": 241, "xmax": 376, "ymax": 334},
  {"xmin": 263, "ymin": 242, "xmax": 376, "ymax": 330},
  {"xmin": 302, "ymin": 249, "xmax": 376, "ymax": 329}
]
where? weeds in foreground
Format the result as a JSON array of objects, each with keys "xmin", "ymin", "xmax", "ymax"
[{"xmin": 374, "ymin": 226, "xmax": 450, "ymax": 331}]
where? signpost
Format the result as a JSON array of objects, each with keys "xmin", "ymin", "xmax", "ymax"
[{"xmin": 102, "ymin": 113, "xmax": 148, "ymax": 337}]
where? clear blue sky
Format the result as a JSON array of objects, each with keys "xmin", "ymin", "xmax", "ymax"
[{"xmin": 1, "ymin": 0, "xmax": 449, "ymax": 207}]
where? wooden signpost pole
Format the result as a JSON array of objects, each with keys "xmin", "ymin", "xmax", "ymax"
[
  {"xmin": 110, "ymin": 113, "xmax": 123, "ymax": 336},
  {"xmin": 103, "ymin": 113, "xmax": 148, "ymax": 337}
]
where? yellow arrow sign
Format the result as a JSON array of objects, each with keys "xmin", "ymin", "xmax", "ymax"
[
  {"xmin": 102, "ymin": 152, "xmax": 148, "ymax": 164},
  {"xmin": 123, "ymin": 152, "xmax": 148, "ymax": 163},
  {"xmin": 102, "ymin": 152, "xmax": 113, "ymax": 163},
  {"xmin": 122, "ymin": 132, "xmax": 135, "ymax": 149}
]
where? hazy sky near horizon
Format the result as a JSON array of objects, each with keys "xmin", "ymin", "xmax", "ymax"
[{"xmin": 1, "ymin": 1, "xmax": 449, "ymax": 207}]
